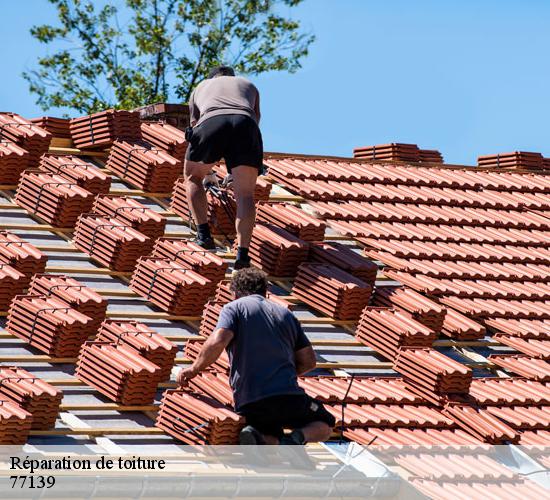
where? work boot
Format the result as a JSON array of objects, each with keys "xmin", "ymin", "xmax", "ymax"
[
  {"xmin": 239, "ymin": 425, "xmax": 266, "ymax": 445},
  {"xmin": 192, "ymin": 236, "xmax": 216, "ymax": 250},
  {"xmin": 234, "ymin": 257, "xmax": 251, "ymax": 271}
]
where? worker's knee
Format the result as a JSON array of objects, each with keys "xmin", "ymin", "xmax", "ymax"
[{"xmin": 317, "ymin": 423, "xmax": 332, "ymax": 441}]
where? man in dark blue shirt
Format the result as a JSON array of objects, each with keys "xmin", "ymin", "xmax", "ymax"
[{"xmin": 177, "ymin": 268, "xmax": 335, "ymax": 445}]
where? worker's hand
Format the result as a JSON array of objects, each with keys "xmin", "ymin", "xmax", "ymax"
[
  {"xmin": 203, "ymin": 171, "xmax": 219, "ymax": 190},
  {"xmin": 176, "ymin": 367, "xmax": 198, "ymax": 387}
]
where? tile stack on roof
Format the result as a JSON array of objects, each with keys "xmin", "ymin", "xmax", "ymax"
[
  {"xmin": 393, "ymin": 348, "xmax": 473, "ymax": 404},
  {"xmin": 440, "ymin": 308, "xmax": 487, "ymax": 340},
  {"xmin": 7, "ymin": 295, "xmax": 94, "ymax": 357},
  {"xmin": 156, "ymin": 389, "xmax": 244, "ymax": 444},
  {"xmin": 0, "ymin": 264, "xmax": 27, "ymax": 310},
  {"xmin": 74, "ymin": 214, "xmax": 151, "ymax": 271},
  {"xmin": 39, "ymin": 154, "xmax": 111, "ymax": 194},
  {"xmin": 494, "ymin": 335, "xmax": 550, "ymax": 360},
  {"xmin": 171, "ymin": 178, "xmax": 236, "ymax": 237},
  {"xmin": 292, "ymin": 263, "xmax": 372, "ymax": 320},
  {"xmin": 442, "ymin": 403, "xmax": 519, "ymax": 444},
  {"xmin": 478, "ymin": 151, "xmax": 544, "ymax": 170},
  {"xmin": 199, "ymin": 300, "xmax": 225, "ymax": 338},
  {"xmin": 93, "ymin": 195, "xmax": 166, "ymax": 241},
  {"xmin": 0, "ymin": 397, "xmax": 33, "ymax": 444},
  {"xmin": 299, "ymin": 376, "xmax": 423, "ymax": 405},
  {"xmin": 28, "ymin": 274, "xmax": 107, "ymax": 332},
  {"xmin": 140, "ymin": 122, "xmax": 187, "ymax": 161},
  {"xmin": 130, "ymin": 257, "xmax": 212, "ymax": 315},
  {"xmin": 309, "ymin": 241, "xmax": 378, "ymax": 285},
  {"xmin": 486, "ymin": 318, "xmax": 550, "ymax": 339},
  {"xmin": 353, "ymin": 143, "xmax": 421, "ymax": 162},
  {"xmin": 188, "ymin": 371, "xmax": 234, "ymax": 406},
  {"xmin": 372, "ymin": 285, "xmax": 447, "ymax": 332},
  {"xmin": 15, "ymin": 170, "xmax": 94, "ymax": 227},
  {"xmin": 97, "ymin": 319, "xmax": 177, "ymax": 381},
  {"xmin": 185, "ymin": 338, "xmax": 230, "ymax": 373},
  {"xmin": 152, "ymin": 238, "xmax": 228, "ymax": 289},
  {"xmin": 355, "ymin": 308, "xmax": 437, "ymax": 359},
  {"xmin": 256, "ymin": 202, "xmax": 326, "ymax": 241},
  {"xmin": 468, "ymin": 378, "xmax": 550, "ymax": 407},
  {"xmin": 30, "ymin": 116, "xmax": 71, "ymax": 139},
  {"xmin": 0, "ymin": 367, "xmax": 62, "ymax": 430},
  {"xmin": 69, "ymin": 110, "xmax": 141, "ymax": 149},
  {"xmin": 0, "ymin": 140, "xmax": 29, "ymax": 183},
  {"xmin": 106, "ymin": 140, "xmax": 181, "ymax": 192},
  {"xmin": 0, "ymin": 232, "xmax": 47, "ymax": 287},
  {"xmin": 488, "ymin": 355, "xmax": 550, "ymax": 382},
  {"xmin": 76, "ymin": 342, "xmax": 162, "ymax": 404},
  {"xmin": 248, "ymin": 223, "xmax": 309, "ymax": 276},
  {"xmin": 418, "ymin": 149, "xmax": 444, "ymax": 164},
  {"xmin": 0, "ymin": 112, "xmax": 51, "ymax": 166}
]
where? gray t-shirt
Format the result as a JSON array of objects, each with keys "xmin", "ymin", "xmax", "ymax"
[
  {"xmin": 189, "ymin": 76, "xmax": 260, "ymax": 126},
  {"xmin": 216, "ymin": 295, "xmax": 310, "ymax": 410}
]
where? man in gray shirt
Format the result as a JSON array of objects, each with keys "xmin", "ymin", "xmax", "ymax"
[
  {"xmin": 184, "ymin": 66, "xmax": 263, "ymax": 270},
  {"xmin": 178, "ymin": 268, "xmax": 335, "ymax": 445}
]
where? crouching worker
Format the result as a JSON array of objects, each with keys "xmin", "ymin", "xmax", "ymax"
[{"xmin": 177, "ymin": 267, "xmax": 335, "ymax": 445}]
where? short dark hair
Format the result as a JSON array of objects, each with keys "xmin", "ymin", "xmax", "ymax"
[
  {"xmin": 208, "ymin": 65, "xmax": 235, "ymax": 78},
  {"xmin": 230, "ymin": 267, "xmax": 268, "ymax": 298}
]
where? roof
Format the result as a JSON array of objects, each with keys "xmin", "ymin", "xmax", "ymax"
[{"xmin": 0, "ymin": 110, "xmax": 548, "ymax": 494}]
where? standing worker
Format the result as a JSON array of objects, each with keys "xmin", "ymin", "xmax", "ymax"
[
  {"xmin": 177, "ymin": 268, "xmax": 335, "ymax": 445},
  {"xmin": 184, "ymin": 66, "xmax": 263, "ymax": 270}
]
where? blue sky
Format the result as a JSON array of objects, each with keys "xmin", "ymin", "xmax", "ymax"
[{"xmin": 1, "ymin": 0, "xmax": 550, "ymax": 164}]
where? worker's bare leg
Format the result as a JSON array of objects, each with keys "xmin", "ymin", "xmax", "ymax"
[
  {"xmin": 231, "ymin": 165, "xmax": 258, "ymax": 262},
  {"xmin": 184, "ymin": 159, "xmax": 213, "ymax": 226},
  {"xmin": 300, "ymin": 421, "xmax": 332, "ymax": 443}
]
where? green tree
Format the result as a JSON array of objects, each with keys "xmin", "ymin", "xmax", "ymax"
[{"xmin": 24, "ymin": 0, "xmax": 314, "ymax": 113}]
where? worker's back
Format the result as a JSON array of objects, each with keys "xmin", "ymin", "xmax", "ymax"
[
  {"xmin": 190, "ymin": 75, "xmax": 259, "ymax": 126},
  {"xmin": 216, "ymin": 294, "xmax": 310, "ymax": 411}
]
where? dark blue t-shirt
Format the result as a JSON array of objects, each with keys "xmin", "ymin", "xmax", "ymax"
[{"xmin": 216, "ymin": 294, "xmax": 311, "ymax": 410}]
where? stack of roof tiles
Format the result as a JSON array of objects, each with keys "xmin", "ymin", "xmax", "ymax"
[
  {"xmin": 97, "ymin": 319, "xmax": 177, "ymax": 381},
  {"xmin": 76, "ymin": 342, "xmax": 162, "ymax": 404},
  {"xmin": 353, "ymin": 143, "xmax": 421, "ymax": 162},
  {"xmin": 74, "ymin": 214, "xmax": 151, "ymax": 271},
  {"xmin": 488, "ymin": 355, "xmax": 550, "ymax": 382},
  {"xmin": 478, "ymin": 151, "xmax": 544, "ymax": 170},
  {"xmin": 0, "ymin": 140, "xmax": 29, "ymax": 183},
  {"xmin": 106, "ymin": 140, "xmax": 181, "ymax": 192},
  {"xmin": 0, "ymin": 232, "xmax": 47, "ymax": 286},
  {"xmin": 156, "ymin": 389, "xmax": 244, "ymax": 444},
  {"xmin": 30, "ymin": 117, "xmax": 71, "ymax": 139},
  {"xmin": 0, "ymin": 264, "xmax": 27, "ymax": 310},
  {"xmin": 371, "ymin": 285, "xmax": 447, "ymax": 331},
  {"xmin": 140, "ymin": 122, "xmax": 187, "ymax": 160},
  {"xmin": 0, "ymin": 112, "xmax": 51, "ymax": 166},
  {"xmin": 0, "ymin": 367, "xmax": 62, "ymax": 430},
  {"xmin": 418, "ymin": 149, "xmax": 444, "ymax": 164},
  {"xmin": 28, "ymin": 274, "xmax": 107, "ymax": 331},
  {"xmin": 309, "ymin": 241, "xmax": 378, "ymax": 284},
  {"xmin": 39, "ymin": 154, "xmax": 111, "ymax": 194},
  {"xmin": 188, "ymin": 371, "xmax": 234, "ymax": 405},
  {"xmin": 256, "ymin": 202, "xmax": 326, "ymax": 241},
  {"xmin": 199, "ymin": 300, "xmax": 225, "ymax": 338},
  {"xmin": 171, "ymin": 177, "xmax": 236, "ymax": 237},
  {"xmin": 185, "ymin": 338, "xmax": 230, "ymax": 372},
  {"xmin": 69, "ymin": 110, "xmax": 141, "ymax": 149},
  {"xmin": 15, "ymin": 170, "xmax": 94, "ymax": 226},
  {"xmin": 93, "ymin": 195, "xmax": 166, "ymax": 240},
  {"xmin": 355, "ymin": 308, "xmax": 437, "ymax": 359},
  {"xmin": 393, "ymin": 348, "xmax": 473, "ymax": 403},
  {"xmin": 7, "ymin": 295, "xmax": 94, "ymax": 357},
  {"xmin": 248, "ymin": 223, "xmax": 309, "ymax": 276},
  {"xmin": 151, "ymin": 238, "xmax": 227, "ymax": 289},
  {"xmin": 0, "ymin": 397, "xmax": 33, "ymax": 444},
  {"xmin": 130, "ymin": 257, "xmax": 212, "ymax": 315},
  {"xmin": 293, "ymin": 263, "xmax": 371, "ymax": 320}
]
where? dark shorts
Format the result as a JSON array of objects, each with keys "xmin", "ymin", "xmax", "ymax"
[
  {"xmin": 185, "ymin": 114, "xmax": 264, "ymax": 172},
  {"xmin": 238, "ymin": 393, "xmax": 336, "ymax": 438}
]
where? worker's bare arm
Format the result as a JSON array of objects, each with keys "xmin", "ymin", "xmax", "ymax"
[
  {"xmin": 254, "ymin": 92, "xmax": 261, "ymax": 124},
  {"xmin": 177, "ymin": 328, "xmax": 234, "ymax": 385},
  {"xmin": 295, "ymin": 346, "xmax": 317, "ymax": 375}
]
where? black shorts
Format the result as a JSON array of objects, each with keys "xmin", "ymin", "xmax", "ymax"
[
  {"xmin": 185, "ymin": 114, "xmax": 264, "ymax": 172},
  {"xmin": 238, "ymin": 393, "xmax": 336, "ymax": 438}
]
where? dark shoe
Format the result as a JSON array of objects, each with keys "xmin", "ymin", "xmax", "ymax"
[
  {"xmin": 234, "ymin": 257, "xmax": 251, "ymax": 270},
  {"xmin": 239, "ymin": 425, "xmax": 266, "ymax": 445},
  {"xmin": 193, "ymin": 236, "xmax": 216, "ymax": 250}
]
